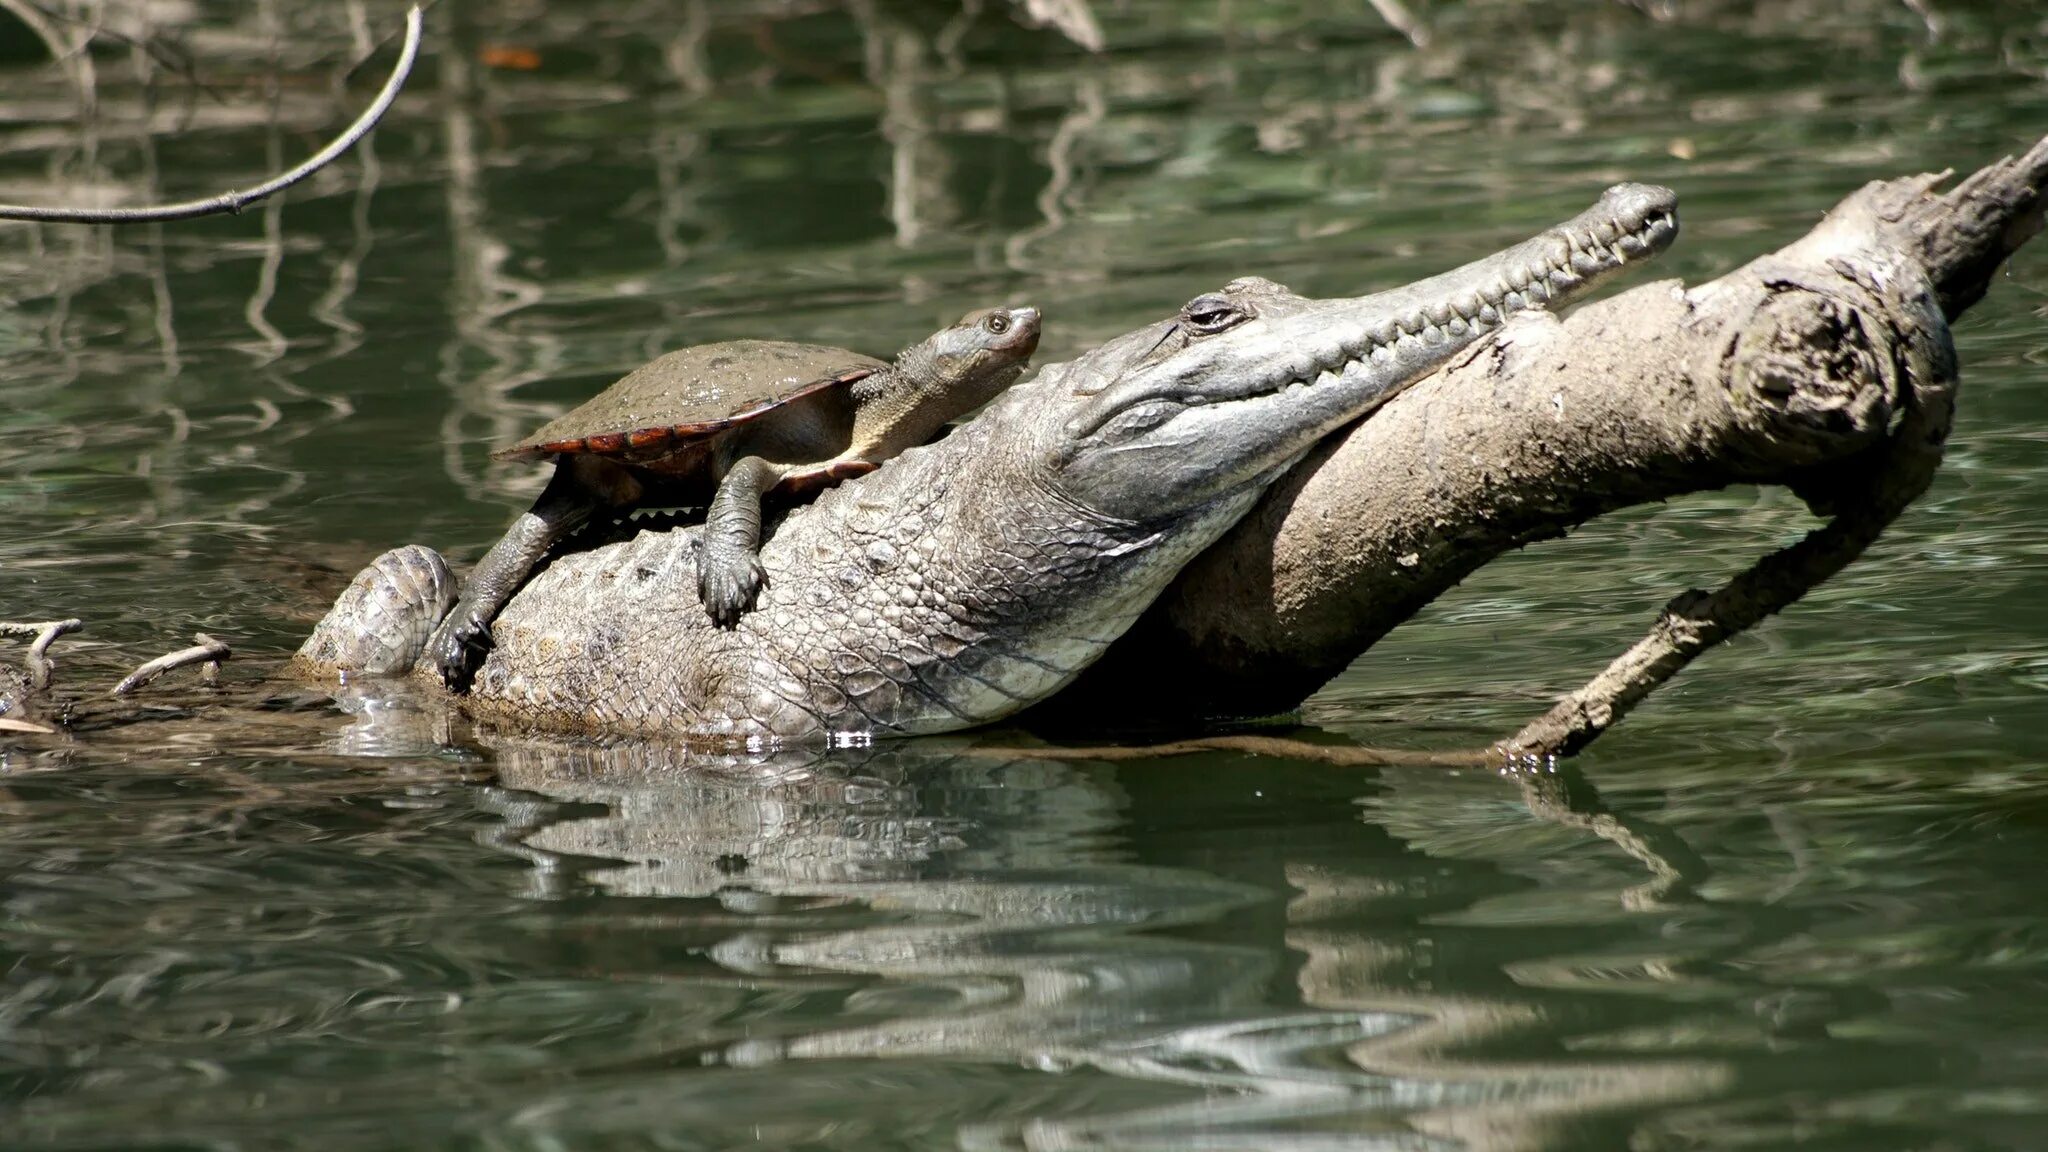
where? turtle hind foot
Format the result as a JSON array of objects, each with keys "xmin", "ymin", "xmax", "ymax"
[
  {"xmin": 294, "ymin": 545, "xmax": 458, "ymax": 678},
  {"xmin": 697, "ymin": 550, "xmax": 767, "ymax": 629}
]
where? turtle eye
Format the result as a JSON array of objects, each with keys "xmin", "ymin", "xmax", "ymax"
[
  {"xmin": 1182, "ymin": 294, "xmax": 1248, "ymax": 334},
  {"xmin": 982, "ymin": 313, "xmax": 1011, "ymax": 335}
]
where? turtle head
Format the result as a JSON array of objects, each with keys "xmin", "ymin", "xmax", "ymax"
[
  {"xmin": 913, "ymin": 305, "xmax": 1042, "ymax": 394},
  {"xmin": 856, "ymin": 306, "xmax": 1042, "ymax": 454}
]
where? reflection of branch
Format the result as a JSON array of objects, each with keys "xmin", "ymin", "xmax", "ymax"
[
  {"xmin": 0, "ymin": 6, "xmax": 422, "ymax": 224},
  {"xmin": 241, "ymin": 25, "xmax": 292, "ymax": 366},
  {"xmin": 987, "ymin": 732, "xmax": 1487, "ymax": 767},
  {"xmin": 1366, "ymin": 0, "xmax": 1431, "ymax": 48},
  {"xmin": 1509, "ymin": 763, "xmax": 1711, "ymax": 907},
  {"xmin": 856, "ymin": 6, "xmax": 945, "ymax": 248},
  {"xmin": 1014, "ymin": 0, "xmax": 1105, "ymax": 52},
  {"xmin": 1058, "ymin": 730, "xmax": 1709, "ymax": 907},
  {"xmin": 1005, "ymin": 77, "xmax": 1104, "ymax": 271},
  {"xmin": 0, "ymin": 0, "xmax": 97, "ymax": 114},
  {"xmin": 664, "ymin": 0, "xmax": 713, "ymax": 96},
  {"xmin": 436, "ymin": 9, "xmax": 556, "ymax": 501},
  {"xmin": 8, "ymin": 0, "xmax": 216, "ymax": 99},
  {"xmin": 309, "ymin": 124, "xmax": 381, "ymax": 353},
  {"xmin": 305, "ymin": 1, "xmax": 385, "ymax": 354}
]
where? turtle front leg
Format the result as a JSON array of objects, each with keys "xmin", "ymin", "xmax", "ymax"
[
  {"xmin": 699, "ymin": 455, "xmax": 791, "ymax": 628},
  {"xmin": 426, "ymin": 457, "xmax": 630, "ymax": 687}
]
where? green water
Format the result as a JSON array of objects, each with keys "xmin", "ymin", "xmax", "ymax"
[{"xmin": 5, "ymin": 1, "xmax": 2048, "ymax": 1147}]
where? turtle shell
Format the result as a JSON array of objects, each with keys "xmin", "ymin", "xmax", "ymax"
[{"xmin": 496, "ymin": 339, "xmax": 885, "ymax": 468}]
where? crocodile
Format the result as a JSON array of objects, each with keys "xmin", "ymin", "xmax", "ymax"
[{"xmin": 297, "ymin": 184, "xmax": 1677, "ymax": 743}]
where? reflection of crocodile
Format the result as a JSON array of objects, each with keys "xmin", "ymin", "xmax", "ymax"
[
  {"xmin": 465, "ymin": 736, "xmax": 1728, "ymax": 1150},
  {"xmin": 298, "ymin": 186, "xmax": 1676, "ymax": 740}
]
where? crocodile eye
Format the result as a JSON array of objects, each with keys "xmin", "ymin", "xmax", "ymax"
[
  {"xmin": 1182, "ymin": 294, "xmax": 1248, "ymax": 334},
  {"xmin": 982, "ymin": 313, "xmax": 1011, "ymax": 335}
]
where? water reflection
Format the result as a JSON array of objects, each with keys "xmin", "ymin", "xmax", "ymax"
[
  {"xmin": 9, "ymin": 679, "xmax": 2048, "ymax": 1148},
  {"xmin": 470, "ymin": 734, "xmax": 1731, "ymax": 1149}
]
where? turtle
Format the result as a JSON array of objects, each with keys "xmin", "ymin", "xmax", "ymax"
[{"xmin": 425, "ymin": 305, "xmax": 1042, "ymax": 686}]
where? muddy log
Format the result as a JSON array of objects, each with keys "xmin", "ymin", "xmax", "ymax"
[{"xmin": 1059, "ymin": 136, "xmax": 2048, "ymax": 739}]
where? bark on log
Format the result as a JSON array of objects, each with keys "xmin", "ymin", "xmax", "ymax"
[{"xmin": 1052, "ymin": 134, "xmax": 2048, "ymax": 734}]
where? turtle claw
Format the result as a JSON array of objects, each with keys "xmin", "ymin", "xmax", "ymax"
[
  {"xmin": 429, "ymin": 611, "xmax": 493, "ymax": 689},
  {"xmin": 698, "ymin": 552, "xmax": 766, "ymax": 629}
]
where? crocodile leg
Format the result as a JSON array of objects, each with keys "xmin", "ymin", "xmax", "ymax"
[
  {"xmin": 292, "ymin": 544, "xmax": 458, "ymax": 678},
  {"xmin": 426, "ymin": 456, "xmax": 640, "ymax": 686},
  {"xmin": 698, "ymin": 455, "xmax": 791, "ymax": 628}
]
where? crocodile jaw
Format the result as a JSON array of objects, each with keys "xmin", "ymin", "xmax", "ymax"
[{"xmin": 1055, "ymin": 183, "xmax": 1677, "ymax": 520}]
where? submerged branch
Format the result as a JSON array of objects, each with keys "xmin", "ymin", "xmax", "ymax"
[
  {"xmin": 1, "ymin": 618, "xmax": 83, "ymax": 693},
  {"xmin": 0, "ymin": 7, "xmax": 422, "ymax": 225},
  {"xmin": 112, "ymin": 633, "xmax": 231, "ymax": 696}
]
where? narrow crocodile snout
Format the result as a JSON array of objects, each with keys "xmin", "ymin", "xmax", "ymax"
[{"xmin": 1376, "ymin": 182, "xmax": 1677, "ymax": 346}]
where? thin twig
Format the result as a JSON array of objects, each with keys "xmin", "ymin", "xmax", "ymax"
[
  {"xmin": 1, "ymin": 618, "xmax": 84, "ymax": 692},
  {"xmin": 112, "ymin": 633, "xmax": 231, "ymax": 696},
  {"xmin": 0, "ymin": 6, "xmax": 423, "ymax": 224}
]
